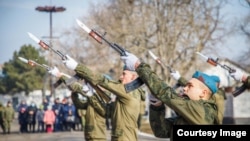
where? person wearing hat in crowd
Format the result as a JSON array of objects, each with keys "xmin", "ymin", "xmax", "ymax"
[
  {"xmin": 3, "ymin": 101, "xmax": 15, "ymax": 134},
  {"xmin": 48, "ymin": 67, "xmax": 108, "ymax": 141},
  {"xmin": 229, "ymin": 69, "xmax": 250, "ymax": 89},
  {"xmin": 120, "ymin": 52, "xmax": 220, "ymax": 140},
  {"xmin": 59, "ymin": 55, "xmax": 145, "ymax": 141}
]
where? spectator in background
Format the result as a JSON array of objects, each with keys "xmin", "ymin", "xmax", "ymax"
[
  {"xmin": 18, "ymin": 107, "xmax": 27, "ymax": 133},
  {"xmin": 52, "ymin": 98, "xmax": 63, "ymax": 132},
  {"xmin": 17, "ymin": 100, "xmax": 28, "ymax": 133},
  {"xmin": 36, "ymin": 105, "xmax": 45, "ymax": 133},
  {"xmin": 42, "ymin": 98, "xmax": 49, "ymax": 111},
  {"xmin": 26, "ymin": 101, "xmax": 37, "ymax": 133},
  {"xmin": 65, "ymin": 100, "xmax": 76, "ymax": 131},
  {"xmin": 43, "ymin": 105, "xmax": 55, "ymax": 133},
  {"xmin": 61, "ymin": 98, "xmax": 68, "ymax": 131},
  {"xmin": 4, "ymin": 101, "xmax": 15, "ymax": 134},
  {"xmin": 17, "ymin": 100, "xmax": 28, "ymax": 113}
]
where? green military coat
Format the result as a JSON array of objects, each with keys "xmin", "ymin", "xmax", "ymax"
[
  {"xmin": 136, "ymin": 63, "xmax": 218, "ymax": 140},
  {"xmin": 73, "ymin": 64, "xmax": 143, "ymax": 141},
  {"xmin": 60, "ymin": 76, "xmax": 107, "ymax": 141}
]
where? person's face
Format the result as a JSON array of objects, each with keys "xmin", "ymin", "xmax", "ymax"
[
  {"xmin": 183, "ymin": 78, "xmax": 207, "ymax": 100},
  {"xmin": 119, "ymin": 70, "xmax": 136, "ymax": 84}
]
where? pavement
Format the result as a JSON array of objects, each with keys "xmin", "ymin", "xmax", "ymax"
[{"xmin": 1, "ymin": 119, "xmax": 169, "ymax": 141}]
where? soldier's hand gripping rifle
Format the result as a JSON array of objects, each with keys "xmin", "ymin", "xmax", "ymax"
[
  {"xmin": 27, "ymin": 32, "xmax": 111, "ymax": 102},
  {"xmin": 196, "ymin": 52, "xmax": 247, "ymax": 97},
  {"xmin": 76, "ymin": 19, "xmax": 144, "ymax": 93},
  {"xmin": 148, "ymin": 50, "xmax": 180, "ymax": 89}
]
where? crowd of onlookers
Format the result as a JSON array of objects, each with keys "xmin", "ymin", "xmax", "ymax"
[
  {"xmin": 1, "ymin": 95, "xmax": 146, "ymax": 135},
  {"xmin": 0, "ymin": 97, "xmax": 87, "ymax": 134}
]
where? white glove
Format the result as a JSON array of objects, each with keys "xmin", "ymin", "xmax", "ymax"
[
  {"xmin": 48, "ymin": 66, "xmax": 60, "ymax": 77},
  {"xmin": 82, "ymin": 85, "xmax": 89, "ymax": 93},
  {"xmin": 62, "ymin": 55, "xmax": 78, "ymax": 70},
  {"xmin": 229, "ymin": 70, "xmax": 244, "ymax": 82},
  {"xmin": 170, "ymin": 71, "xmax": 181, "ymax": 80},
  {"xmin": 120, "ymin": 52, "xmax": 139, "ymax": 71}
]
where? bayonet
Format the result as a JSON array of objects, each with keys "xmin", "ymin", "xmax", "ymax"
[
  {"xmin": 148, "ymin": 50, "xmax": 175, "ymax": 73},
  {"xmin": 27, "ymin": 32, "xmax": 66, "ymax": 60},
  {"xmin": 76, "ymin": 19, "xmax": 126, "ymax": 56}
]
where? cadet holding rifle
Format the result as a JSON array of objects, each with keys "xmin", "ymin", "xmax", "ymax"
[
  {"xmin": 60, "ymin": 55, "xmax": 144, "ymax": 141},
  {"xmin": 48, "ymin": 66, "xmax": 108, "ymax": 141},
  {"xmin": 120, "ymin": 52, "xmax": 220, "ymax": 140},
  {"xmin": 170, "ymin": 70, "xmax": 226, "ymax": 124}
]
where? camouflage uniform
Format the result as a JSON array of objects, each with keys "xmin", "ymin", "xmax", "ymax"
[
  {"xmin": 136, "ymin": 63, "xmax": 218, "ymax": 140},
  {"xmin": 60, "ymin": 76, "xmax": 107, "ymax": 141},
  {"xmin": 73, "ymin": 64, "xmax": 143, "ymax": 141},
  {"xmin": 0, "ymin": 102, "xmax": 6, "ymax": 134},
  {"xmin": 4, "ymin": 102, "xmax": 15, "ymax": 134},
  {"xmin": 178, "ymin": 76, "xmax": 226, "ymax": 124}
]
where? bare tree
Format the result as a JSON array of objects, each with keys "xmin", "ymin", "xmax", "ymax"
[
  {"xmin": 238, "ymin": 3, "xmax": 250, "ymax": 71},
  {"xmin": 55, "ymin": 0, "xmax": 232, "ymax": 85}
]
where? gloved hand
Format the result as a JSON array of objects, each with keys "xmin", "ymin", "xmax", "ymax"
[
  {"xmin": 82, "ymin": 85, "xmax": 89, "ymax": 93},
  {"xmin": 149, "ymin": 93, "xmax": 162, "ymax": 107},
  {"xmin": 120, "ymin": 52, "xmax": 140, "ymax": 71},
  {"xmin": 82, "ymin": 84, "xmax": 94, "ymax": 97},
  {"xmin": 48, "ymin": 66, "xmax": 61, "ymax": 77},
  {"xmin": 170, "ymin": 70, "xmax": 181, "ymax": 80},
  {"xmin": 229, "ymin": 69, "xmax": 244, "ymax": 82},
  {"xmin": 62, "ymin": 55, "xmax": 78, "ymax": 70}
]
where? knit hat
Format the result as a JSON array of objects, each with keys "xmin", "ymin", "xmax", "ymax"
[{"xmin": 192, "ymin": 71, "xmax": 219, "ymax": 94}]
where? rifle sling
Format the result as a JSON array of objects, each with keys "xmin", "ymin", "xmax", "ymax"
[{"xmin": 124, "ymin": 77, "xmax": 144, "ymax": 93}]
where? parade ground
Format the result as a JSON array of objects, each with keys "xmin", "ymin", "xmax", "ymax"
[{"xmin": 1, "ymin": 117, "xmax": 168, "ymax": 141}]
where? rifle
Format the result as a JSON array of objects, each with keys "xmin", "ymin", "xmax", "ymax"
[
  {"xmin": 18, "ymin": 56, "xmax": 51, "ymax": 70},
  {"xmin": 18, "ymin": 57, "xmax": 70, "ymax": 88},
  {"xmin": 27, "ymin": 32, "xmax": 111, "ymax": 102},
  {"xmin": 76, "ymin": 19, "xmax": 126, "ymax": 56},
  {"xmin": 148, "ymin": 50, "xmax": 180, "ymax": 89},
  {"xmin": 196, "ymin": 52, "xmax": 246, "ymax": 97},
  {"xmin": 76, "ymin": 19, "xmax": 144, "ymax": 93},
  {"xmin": 27, "ymin": 32, "xmax": 67, "ymax": 60},
  {"xmin": 196, "ymin": 52, "xmax": 235, "ymax": 73}
]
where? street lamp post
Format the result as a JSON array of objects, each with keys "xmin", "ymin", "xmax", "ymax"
[{"xmin": 36, "ymin": 6, "xmax": 66, "ymax": 98}]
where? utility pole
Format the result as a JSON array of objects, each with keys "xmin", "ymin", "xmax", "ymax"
[{"xmin": 35, "ymin": 5, "xmax": 66, "ymax": 99}]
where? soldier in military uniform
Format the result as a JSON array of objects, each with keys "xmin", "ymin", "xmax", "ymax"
[
  {"xmin": 48, "ymin": 67, "xmax": 107, "ymax": 141},
  {"xmin": 60, "ymin": 55, "xmax": 144, "ymax": 141},
  {"xmin": 0, "ymin": 102, "xmax": 6, "ymax": 134},
  {"xmin": 170, "ymin": 70, "xmax": 226, "ymax": 124},
  {"xmin": 120, "ymin": 52, "xmax": 220, "ymax": 140},
  {"xmin": 4, "ymin": 101, "xmax": 15, "ymax": 134}
]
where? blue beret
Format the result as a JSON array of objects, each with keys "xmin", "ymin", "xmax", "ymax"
[{"xmin": 192, "ymin": 71, "xmax": 219, "ymax": 94}]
